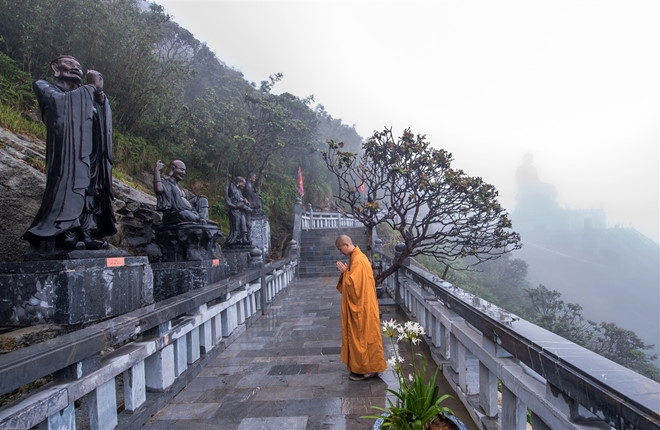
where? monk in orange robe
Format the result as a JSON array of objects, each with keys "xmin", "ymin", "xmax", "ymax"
[{"xmin": 335, "ymin": 235, "xmax": 387, "ymax": 381}]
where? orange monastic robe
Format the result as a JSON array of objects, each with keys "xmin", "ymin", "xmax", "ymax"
[{"xmin": 336, "ymin": 246, "xmax": 387, "ymax": 374}]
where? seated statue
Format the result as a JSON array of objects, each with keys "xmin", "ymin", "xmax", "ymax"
[
  {"xmin": 224, "ymin": 176, "xmax": 251, "ymax": 248},
  {"xmin": 153, "ymin": 160, "xmax": 213, "ymax": 225},
  {"xmin": 152, "ymin": 160, "xmax": 221, "ymax": 262}
]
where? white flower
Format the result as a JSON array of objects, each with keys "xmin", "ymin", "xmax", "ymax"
[
  {"xmin": 387, "ymin": 356, "xmax": 398, "ymax": 367},
  {"xmin": 408, "ymin": 374, "xmax": 414, "ymax": 382},
  {"xmin": 382, "ymin": 319, "xmax": 401, "ymax": 338}
]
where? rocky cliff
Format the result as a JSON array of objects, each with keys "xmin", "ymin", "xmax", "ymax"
[{"xmin": 0, "ymin": 126, "xmax": 162, "ymax": 261}]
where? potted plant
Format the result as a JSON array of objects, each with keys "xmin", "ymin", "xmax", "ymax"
[{"xmin": 363, "ymin": 320, "xmax": 467, "ymax": 430}]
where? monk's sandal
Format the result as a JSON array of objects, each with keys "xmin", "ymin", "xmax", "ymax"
[{"xmin": 349, "ymin": 373, "xmax": 378, "ymax": 381}]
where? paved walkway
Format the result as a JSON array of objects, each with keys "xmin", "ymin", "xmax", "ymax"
[{"xmin": 143, "ymin": 277, "xmax": 476, "ymax": 430}]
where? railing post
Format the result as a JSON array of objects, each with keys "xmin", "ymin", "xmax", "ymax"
[
  {"xmin": 479, "ymin": 362, "xmax": 498, "ymax": 417},
  {"xmin": 123, "ymin": 361, "xmax": 146, "ymax": 413},
  {"xmin": 145, "ymin": 343, "xmax": 175, "ymax": 391},
  {"xmin": 457, "ymin": 342, "xmax": 479, "ymax": 395},
  {"xmin": 293, "ymin": 197, "xmax": 303, "ymax": 237},
  {"xmin": 39, "ymin": 403, "xmax": 75, "ymax": 430},
  {"xmin": 501, "ymin": 384, "xmax": 527, "ymax": 430},
  {"xmin": 174, "ymin": 336, "xmax": 187, "ymax": 376},
  {"xmin": 200, "ymin": 319, "xmax": 213, "ymax": 355},
  {"xmin": 307, "ymin": 203, "xmax": 313, "ymax": 228},
  {"xmin": 87, "ymin": 378, "xmax": 118, "ymax": 430},
  {"xmin": 186, "ymin": 326, "xmax": 200, "ymax": 364}
]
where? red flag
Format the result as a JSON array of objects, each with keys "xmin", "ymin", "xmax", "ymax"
[{"xmin": 298, "ymin": 167, "xmax": 304, "ymax": 196}]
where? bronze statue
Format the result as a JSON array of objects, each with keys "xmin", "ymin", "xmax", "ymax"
[
  {"xmin": 153, "ymin": 160, "xmax": 211, "ymax": 224},
  {"xmin": 244, "ymin": 172, "xmax": 264, "ymax": 217},
  {"xmin": 224, "ymin": 176, "xmax": 251, "ymax": 247},
  {"xmin": 23, "ymin": 55, "xmax": 116, "ymax": 256}
]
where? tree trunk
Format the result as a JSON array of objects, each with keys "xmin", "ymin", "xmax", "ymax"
[
  {"xmin": 442, "ymin": 264, "xmax": 450, "ymax": 279},
  {"xmin": 375, "ymin": 249, "xmax": 409, "ymax": 284}
]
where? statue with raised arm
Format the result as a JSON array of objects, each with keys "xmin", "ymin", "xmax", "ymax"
[
  {"xmin": 153, "ymin": 160, "xmax": 212, "ymax": 225},
  {"xmin": 22, "ymin": 55, "xmax": 116, "ymax": 258},
  {"xmin": 224, "ymin": 176, "xmax": 251, "ymax": 247}
]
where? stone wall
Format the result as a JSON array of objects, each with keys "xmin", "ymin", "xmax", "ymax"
[{"xmin": 0, "ymin": 126, "xmax": 161, "ymax": 261}]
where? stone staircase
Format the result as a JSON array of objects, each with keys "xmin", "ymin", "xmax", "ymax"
[{"xmin": 298, "ymin": 227, "xmax": 369, "ymax": 278}]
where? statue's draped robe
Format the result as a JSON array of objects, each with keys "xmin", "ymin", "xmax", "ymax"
[
  {"xmin": 155, "ymin": 177, "xmax": 205, "ymax": 224},
  {"xmin": 244, "ymin": 181, "xmax": 263, "ymax": 215},
  {"xmin": 24, "ymin": 80, "xmax": 115, "ymax": 240},
  {"xmin": 225, "ymin": 183, "xmax": 249, "ymax": 246},
  {"xmin": 336, "ymin": 246, "xmax": 387, "ymax": 374}
]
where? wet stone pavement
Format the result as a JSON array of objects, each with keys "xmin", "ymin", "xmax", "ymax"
[{"xmin": 142, "ymin": 277, "xmax": 475, "ymax": 430}]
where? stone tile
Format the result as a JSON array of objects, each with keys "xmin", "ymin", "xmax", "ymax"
[
  {"xmin": 184, "ymin": 376, "xmax": 234, "ymax": 391},
  {"xmin": 267, "ymin": 363, "xmax": 319, "ymax": 375},
  {"xmin": 321, "ymin": 346, "xmax": 342, "ymax": 355},
  {"xmin": 252, "ymin": 385, "xmax": 317, "ymax": 401},
  {"xmin": 312, "ymin": 381, "xmax": 374, "ymax": 398},
  {"xmin": 279, "ymin": 398, "xmax": 342, "ymax": 416},
  {"xmin": 342, "ymin": 396, "xmax": 387, "ymax": 415},
  {"xmin": 150, "ymin": 402, "xmax": 221, "ymax": 420},
  {"xmin": 238, "ymin": 416, "xmax": 307, "ymax": 430},
  {"xmin": 168, "ymin": 387, "xmax": 204, "ymax": 404},
  {"xmin": 305, "ymin": 415, "xmax": 349, "ymax": 430},
  {"xmin": 195, "ymin": 387, "xmax": 259, "ymax": 403},
  {"xmin": 235, "ymin": 373, "xmax": 290, "ymax": 388}
]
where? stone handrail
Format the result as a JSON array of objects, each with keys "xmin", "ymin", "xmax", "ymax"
[
  {"xmin": 0, "ymin": 258, "xmax": 297, "ymax": 430},
  {"xmin": 380, "ymin": 256, "xmax": 660, "ymax": 430},
  {"xmin": 301, "ymin": 205, "xmax": 363, "ymax": 230}
]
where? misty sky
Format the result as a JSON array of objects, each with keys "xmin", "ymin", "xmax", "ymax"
[{"xmin": 156, "ymin": 0, "xmax": 659, "ymax": 243}]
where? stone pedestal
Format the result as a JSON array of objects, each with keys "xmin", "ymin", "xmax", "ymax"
[
  {"xmin": 0, "ymin": 257, "xmax": 153, "ymax": 326},
  {"xmin": 249, "ymin": 216, "xmax": 270, "ymax": 257},
  {"xmin": 154, "ymin": 224, "xmax": 222, "ymax": 262},
  {"xmin": 151, "ymin": 259, "xmax": 231, "ymax": 301},
  {"xmin": 223, "ymin": 249, "xmax": 251, "ymax": 276}
]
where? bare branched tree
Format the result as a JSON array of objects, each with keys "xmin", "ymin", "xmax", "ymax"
[{"xmin": 323, "ymin": 127, "xmax": 521, "ymax": 283}]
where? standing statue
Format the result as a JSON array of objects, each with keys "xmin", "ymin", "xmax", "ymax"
[
  {"xmin": 224, "ymin": 176, "xmax": 251, "ymax": 247},
  {"xmin": 243, "ymin": 172, "xmax": 264, "ymax": 217},
  {"xmin": 153, "ymin": 160, "xmax": 212, "ymax": 224},
  {"xmin": 22, "ymin": 55, "xmax": 115, "ymax": 257}
]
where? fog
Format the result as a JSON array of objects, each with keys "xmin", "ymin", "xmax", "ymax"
[{"xmin": 156, "ymin": 0, "xmax": 659, "ymax": 244}]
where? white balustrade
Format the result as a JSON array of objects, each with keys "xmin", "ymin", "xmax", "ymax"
[
  {"xmin": 0, "ymin": 260, "xmax": 297, "ymax": 430},
  {"xmin": 386, "ymin": 266, "xmax": 660, "ymax": 430}
]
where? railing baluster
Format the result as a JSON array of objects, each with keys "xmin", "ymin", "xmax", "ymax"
[
  {"xmin": 39, "ymin": 403, "xmax": 75, "ymax": 430},
  {"xmin": 174, "ymin": 337, "xmax": 187, "ymax": 377},
  {"xmin": 200, "ymin": 319, "xmax": 213, "ymax": 355},
  {"xmin": 186, "ymin": 327, "xmax": 201, "ymax": 364},
  {"xmin": 145, "ymin": 344, "xmax": 175, "ymax": 391},
  {"xmin": 501, "ymin": 384, "xmax": 527, "ymax": 430},
  {"xmin": 479, "ymin": 362, "xmax": 498, "ymax": 418},
  {"xmin": 88, "ymin": 378, "xmax": 118, "ymax": 430},
  {"xmin": 123, "ymin": 361, "xmax": 146, "ymax": 413}
]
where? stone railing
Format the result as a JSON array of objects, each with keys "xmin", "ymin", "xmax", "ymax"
[
  {"xmin": 0, "ymin": 258, "xmax": 297, "ymax": 430},
  {"xmin": 380, "ymin": 256, "xmax": 660, "ymax": 430},
  {"xmin": 300, "ymin": 203, "xmax": 363, "ymax": 230}
]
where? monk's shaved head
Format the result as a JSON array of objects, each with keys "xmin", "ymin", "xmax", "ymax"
[
  {"xmin": 336, "ymin": 234, "xmax": 355, "ymax": 256},
  {"xmin": 335, "ymin": 235, "xmax": 353, "ymax": 247}
]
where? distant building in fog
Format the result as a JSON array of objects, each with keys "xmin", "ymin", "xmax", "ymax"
[{"xmin": 511, "ymin": 153, "xmax": 606, "ymax": 233}]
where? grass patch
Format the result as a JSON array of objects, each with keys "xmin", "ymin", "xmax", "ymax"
[{"xmin": 0, "ymin": 102, "xmax": 45, "ymax": 140}]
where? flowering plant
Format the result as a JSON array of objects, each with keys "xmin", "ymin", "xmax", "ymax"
[{"xmin": 363, "ymin": 319, "xmax": 454, "ymax": 430}]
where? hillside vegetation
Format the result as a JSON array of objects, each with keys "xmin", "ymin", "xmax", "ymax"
[{"xmin": 0, "ymin": 0, "xmax": 363, "ymax": 255}]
